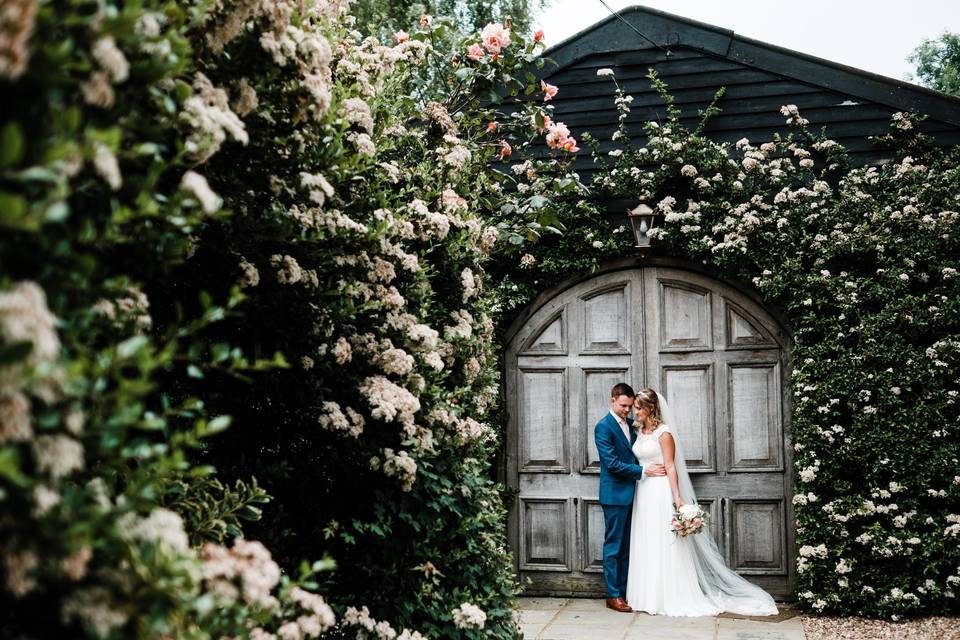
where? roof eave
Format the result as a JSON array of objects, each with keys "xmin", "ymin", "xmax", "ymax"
[{"xmin": 537, "ymin": 4, "xmax": 960, "ymax": 127}]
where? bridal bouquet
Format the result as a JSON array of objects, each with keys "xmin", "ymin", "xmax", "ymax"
[{"xmin": 671, "ymin": 503, "xmax": 707, "ymax": 537}]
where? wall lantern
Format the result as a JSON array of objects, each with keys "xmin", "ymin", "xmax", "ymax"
[{"xmin": 626, "ymin": 203, "xmax": 656, "ymax": 252}]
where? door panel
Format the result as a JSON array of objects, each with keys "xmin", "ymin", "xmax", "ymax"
[
  {"xmin": 582, "ymin": 283, "xmax": 631, "ymax": 353},
  {"xmin": 658, "ymin": 280, "xmax": 713, "ymax": 351},
  {"xmin": 661, "ymin": 364, "xmax": 715, "ymax": 473},
  {"xmin": 581, "ymin": 499, "xmax": 606, "ymax": 573},
  {"xmin": 731, "ymin": 499, "xmax": 787, "ymax": 574},
  {"xmin": 726, "ymin": 302, "xmax": 778, "ymax": 349},
  {"xmin": 526, "ymin": 312, "xmax": 566, "ymax": 353},
  {"xmin": 519, "ymin": 368, "xmax": 568, "ymax": 472},
  {"xmin": 520, "ymin": 498, "xmax": 571, "ymax": 571},
  {"xmin": 728, "ymin": 363, "xmax": 783, "ymax": 472}
]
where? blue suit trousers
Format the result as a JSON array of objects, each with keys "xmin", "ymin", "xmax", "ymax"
[{"xmin": 601, "ymin": 503, "xmax": 632, "ymax": 598}]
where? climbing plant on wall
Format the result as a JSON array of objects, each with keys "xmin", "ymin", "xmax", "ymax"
[{"xmin": 489, "ymin": 70, "xmax": 960, "ymax": 619}]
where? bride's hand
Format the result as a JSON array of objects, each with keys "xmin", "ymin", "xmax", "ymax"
[{"xmin": 674, "ymin": 498, "xmax": 685, "ymax": 508}]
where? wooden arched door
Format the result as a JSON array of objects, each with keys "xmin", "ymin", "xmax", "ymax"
[{"xmin": 504, "ymin": 264, "xmax": 794, "ymax": 599}]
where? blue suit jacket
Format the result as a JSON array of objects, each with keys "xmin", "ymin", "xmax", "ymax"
[{"xmin": 595, "ymin": 412, "xmax": 646, "ymax": 506}]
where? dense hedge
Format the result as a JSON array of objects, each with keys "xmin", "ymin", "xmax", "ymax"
[
  {"xmin": 490, "ymin": 71, "xmax": 960, "ymax": 619},
  {"xmin": 0, "ymin": 1, "xmax": 581, "ymax": 638}
]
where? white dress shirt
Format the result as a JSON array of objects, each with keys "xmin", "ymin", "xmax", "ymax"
[{"xmin": 609, "ymin": 409, "xmax": 631, "ymax": 442}]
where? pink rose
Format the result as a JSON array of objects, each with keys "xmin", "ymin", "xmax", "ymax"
[
  {"xmin": 420, "ymin": 15, "xmax": 432, "ymax": 27},
  {"xmin": 534, "ymin": 29, "xmax": 545, "ymax": 42},
  {"xmin": 561, "ymin": 137, "xmax": 580, "ymax": 153},
  {"xmin": 486, "ymin": 121, "xmax": 498, "ymax": 132},
  {"xmin": 393, "ymin": 30, "xmax": 409, "ymax": 44},
  {"xmin": 545, "ymin": 121, "xmax": 570, "ymax": 148},
  {"xmin": 541, "ymin": 80, "xmax": 558, "ymax": 101},
  {"xmin": 467, "ymin": 43, "xmax": 485, "ymax": 61},
  {"xmin": 481, "ymin": 22, "xmax": 511, "ymax": 54},
  {"xmin": 499, "ymin": 140, "xmax": 512, "ymax": 160}
]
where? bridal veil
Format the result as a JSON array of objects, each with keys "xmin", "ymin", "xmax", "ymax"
[{"xmin": 655, "ymin": 391, "xmax": 778, "ymax": 615}]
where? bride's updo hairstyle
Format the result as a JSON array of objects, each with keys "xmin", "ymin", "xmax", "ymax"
[{"xmin": 634, "ymin": 387, "xmax": 664, "ymax": 428}]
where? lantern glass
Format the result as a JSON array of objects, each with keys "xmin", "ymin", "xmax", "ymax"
[{"xmin": 626, "ymin": 204, "xmax": 655, "ymax": 250}]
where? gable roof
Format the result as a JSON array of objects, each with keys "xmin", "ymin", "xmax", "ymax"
[{"xmin": 530, "ymin": 5, "xmax": 960, "ymax": 173}]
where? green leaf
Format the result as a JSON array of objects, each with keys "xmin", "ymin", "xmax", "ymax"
[
  {"xmin": 0, "ymin": 193, "xmax": 32, "ymax": 229},
  {"xmin": 45, "ymin": 201, "xmax": 70, "ymax": 222},
  {"xmin": 211, "ymin": 343, "xmax": 231, "ymax": 363},
  {"xmin": 17, "ymin": 167, "xmax": 59, "ymax": 183},
  {"xmin": 117, "ymin": 335, "xmax": 150, "ymax": 359},
  {"xmin": 0, "ymin": 122, "xmax": 24, "ymax": 167},
  {"xmin": 202, "ymin": 415, "xmax": 232, "ymax": 436},
  {"xmin": 132, "ymin": 142, "xmax": 162, "ymax": 156},
  {"xmin": 311, "ymin": 558, "xmax": 337, "ymax": 573},
  {"xmin": 0, "ymin": 448, "xmax": 29, "ymax": 487}
]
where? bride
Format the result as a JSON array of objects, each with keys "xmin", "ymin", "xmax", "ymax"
[{"xmin": 625, "ymin": 387, "xmax": 778, "ymax": 617}]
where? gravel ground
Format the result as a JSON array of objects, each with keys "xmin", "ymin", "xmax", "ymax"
[{"xmin": 802, "ymin": 615, "xmax": 960, "ymax": 640}]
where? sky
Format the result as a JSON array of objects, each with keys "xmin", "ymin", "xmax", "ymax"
[{"xmin": 534, "ymin": 0, "xmax": 960, "ymax": 83}]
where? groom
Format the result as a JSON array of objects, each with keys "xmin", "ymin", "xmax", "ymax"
[{"xmin": 595, "ymin": 382, "xmax": 665, "ymax": 612}]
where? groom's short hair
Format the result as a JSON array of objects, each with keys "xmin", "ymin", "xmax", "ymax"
[{"xmin": 610, "ymin": 382, "xmax": 635, "ymax": 399}]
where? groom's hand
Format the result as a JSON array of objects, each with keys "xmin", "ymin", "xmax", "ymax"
[{"xmin": 643, "ymin": 463, "xmax": 666, "ymax": 477}]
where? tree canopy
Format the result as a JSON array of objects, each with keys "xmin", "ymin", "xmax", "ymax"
[
  {"xmin": 908, "ymin": 31, "xmax": 960, "ymax": 96},
  {"xmin": 350, "ymin": 0, "xmax": 550, "ymax": 40}
]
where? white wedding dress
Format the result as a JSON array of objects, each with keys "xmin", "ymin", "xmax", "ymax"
[{"xmin": 625, "ymin": 412, "xmax": 778, "ymax": 617}]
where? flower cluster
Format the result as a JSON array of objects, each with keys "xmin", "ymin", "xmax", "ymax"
[
  {"xmin": 466, "ymin": 21, "xmax": 511, "ymax": 61},
  {"xmin": 452, "ymin": 602, "xmax": 487, "ymax": 629},
  {"xmin": 200, "ymin": 538, "xmax": 282, "ymax": 607},
  {"xmin": 342, "ymin": 605, "xmax": 426, "ymax": 640}
]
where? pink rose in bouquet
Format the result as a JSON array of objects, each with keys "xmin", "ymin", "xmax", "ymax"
[{"xmin": 671, "ymin": 502, "xmax": 707, "ymax": 538}]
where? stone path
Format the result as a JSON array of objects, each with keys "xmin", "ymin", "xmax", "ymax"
[{"xmin": 516, "ymin": 598, "xmax": 806, "ymax": 640}]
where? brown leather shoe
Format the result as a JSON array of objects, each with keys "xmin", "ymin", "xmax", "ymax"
[{"xmin": 605, "ymin": 597, "xmax": 633, "ymax": 613}]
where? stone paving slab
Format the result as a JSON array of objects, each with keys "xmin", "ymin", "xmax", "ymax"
[
  {"xmin": 716, "ymin": 617, "xmax": 805, "ymax": 640},
  {"xmin": 517, "ymin": 598, "xmax": 806, "ymax": 640}
]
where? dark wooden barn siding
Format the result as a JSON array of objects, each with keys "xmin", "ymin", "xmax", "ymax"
[
  {"xmin": 517, "ymin": 7, "xmax": 960, "ymax": 183},
  {"xmin": 530, "ymin": 46, "xmax": 960, "ymax": 183}
]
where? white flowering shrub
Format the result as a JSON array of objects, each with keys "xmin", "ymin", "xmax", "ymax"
[
  {"xmin": 2, "ymin": 0, "xmax": 582, "ymax": 638},
  {"xmin": 492, "ymin": 70, "xmax": 960, "ymax": 618},
  {"xmin": 172, "ymin": 3, "xmax": 587, "ymax": 635},
  {"xmin": 0, "ymin": 1, "xmax": 357, "ymax": 637}
]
